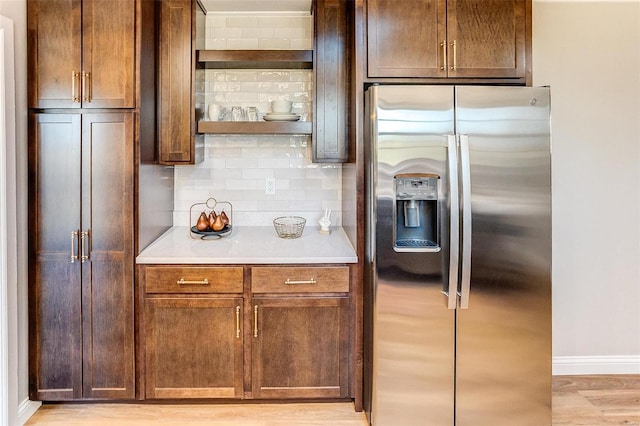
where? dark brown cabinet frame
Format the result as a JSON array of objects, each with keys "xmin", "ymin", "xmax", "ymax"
[{"xmin": 137, "ymin": 264, "xmax": 355, "ymax": 403}]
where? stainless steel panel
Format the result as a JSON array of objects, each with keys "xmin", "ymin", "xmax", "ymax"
[
  {"xmin": 368, "ymin": 85, "xmax": 455, "ymax": 426},
  {"xmin": 454, "ymin": 86, "xmax": 552, "ymax": 426}
]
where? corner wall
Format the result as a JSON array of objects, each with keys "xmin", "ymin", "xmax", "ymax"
[{"xmin": 533, "ymin": 0, "xmax": 640, "ymax": 374}]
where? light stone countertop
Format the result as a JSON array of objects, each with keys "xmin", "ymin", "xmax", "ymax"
[{"xmin": 136, "ymin": 226, "xmax": 358, "ymax": 264}]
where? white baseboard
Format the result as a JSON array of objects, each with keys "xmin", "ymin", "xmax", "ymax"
[
  {"xmin": 553, "ymin": 355, "xmax": 640, "ymax": 375},
  {"xmin": 17, "ymin": 399, "xmax": 40, "ymax": 426}
]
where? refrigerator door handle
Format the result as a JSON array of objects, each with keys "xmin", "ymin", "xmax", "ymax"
[
  {"xmin": 446, "ymin": 134, "xmax": 459, "ymax": 309},
  {"xmin": 459, "ymin": 134, "xmax": 472, "ymax": 309}
]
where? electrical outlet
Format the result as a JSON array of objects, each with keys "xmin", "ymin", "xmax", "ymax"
[{"xmin": 265, "ymin": 178, "xmax": 276, "ymax": 195}]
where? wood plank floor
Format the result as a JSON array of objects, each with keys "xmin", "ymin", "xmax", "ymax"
[{"xmin": 25, "ymin": 375, "xmax": 639, "ymax": 425}]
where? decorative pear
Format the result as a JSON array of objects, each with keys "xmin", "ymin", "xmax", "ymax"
[
  {"xmin": 220, "ymin": 210, "xmax": 229, "ymax": 226},
  {"xmin": 208, "ymin": 211, "xmax": 217, "ymax": 230},
  {"xmin": 212, "ymin": 213, "xmax": 225, "ymax": 231},
  {"xmin": 196, "ymin": 211, "xmax": 209, "ymax": 231}
]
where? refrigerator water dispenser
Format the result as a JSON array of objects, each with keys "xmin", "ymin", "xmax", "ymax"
[{"xmin": 394, "ymin": 173, "xmax": 440, "ymax": 252}]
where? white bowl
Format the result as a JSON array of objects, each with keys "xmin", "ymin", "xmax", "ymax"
[{"xmin": 271, "ymin": 100, "xmax": 292, "ymax": 113}]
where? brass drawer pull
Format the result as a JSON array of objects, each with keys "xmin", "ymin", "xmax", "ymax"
[
  {"xmin": 285, "ymin": 278, "xmax": 317, "ymax": 285},
  {"xmin": 70, "ymin": 231, "xmax": 78, "ymax": 263},
  {"xmin": 71, "ymin": 71, "xmax": 81, "ymax": 102},
  {"xmin": 80, "ymin": 230, "xmax": 89, "ymax": 263},
  {"xmin": 177, "ymin": 278, "xmax": 209, "ymax": 285},
  {"xmin": 451, "ymin": 40, "xmax": 457, "ymax": 71},
  {"xmin": 82, "ymin": 71, "xmax": 92, "ymax": 102},
  {"xmin": 235, "ymin": 306, "xmax": 241, "ymax": 339},
  {"xmin": 253, "ymin": 305, "xmax": 258, "ymax": 338},
  {"xmin": 440, "ymin": 40, "xmax": 446, "ymax": 71}
]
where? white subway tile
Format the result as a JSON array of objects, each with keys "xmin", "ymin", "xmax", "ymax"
[
  {"xmin": 258, "ymin": 200, "xmax": 290, "ymax": 211},
  {"xmin": 258, "ymin": 38, "xmax": 291, "ymax": 49},
  {"xmin": 225, "ymin": 92, "xmax": 259, "ymax": 103},
  {"xmin": 208, "ymin": 15, "xmax": 227, "ymax": 28},
  {"xmin": 225, "ymin": 71, "xmax": 258, "ymax": 82},
  {"xmin": 274, "ymin": 168, "xmax": 306, "ymax": 179},
  {"xmin": 288, "ymin": 38, "xmax": 312, "ymax": 50},
  {"xmin": 226, "ymin": 158, "xmax": 258, "ymax": 169},
  {"xmin": 257, "ymin": 71, "xmax": 290, "ymax": 82},
  {"xmin": 257, "ymin": 157, "xmax": 290, "ymax": 169},
  {"xmin": 226, "ymin": 179, "xmax": 259, "ymax": 190},
  {"xmin": 274, "ymin": 179, "xmax": 290, "ymax": 191},
  {"xmin": 210, "ymin": 27, "xmax": 242, "ymax": 39},
  {"xmin": 226, "ymin": 38, "xmax": 260, "ymax": 49},
  {"xmin": 241, "ymin": 28, "xmax": 263, "ymax": 39},
  {"xmin": 242, "ymin": 169, "xmax": 274, "ymax": 179},
  {"xmin": 290, "ymin": 178, "xmax": 321, "ymax": 190},
  {"xmin": 291, "ymin": 199, "xmax": 322, "ymax": 211},
  {"xmin": 227, "ymin": 16, "xmax": 258, "ymax": 28},
  {"xmin": 257, "ymin": 16, "xmax": 291, "ymax": 28},
  {"xmin": 275, "ymin": 189, "xmax": 306, "ymax": 201},
  {"xmin": 278, "ymin": 27, "xmax": 307, "ymax": 39}
]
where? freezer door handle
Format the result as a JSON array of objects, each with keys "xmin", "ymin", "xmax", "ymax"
[
  {"xmin": 446, "ymin": 135, "xmax": 459, "ymax": 309},
  {"xmin": 459, "ymin": 134, "xmax": 472, "ymax": 309}
]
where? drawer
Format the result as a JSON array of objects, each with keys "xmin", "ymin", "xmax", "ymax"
[
  {"xmin": 251, "ymin": 266, "xmax": 349, "ymax": 293},
  {"xmin": 145, "ymin": 266, "xmax": 243, "ymax": 294}
]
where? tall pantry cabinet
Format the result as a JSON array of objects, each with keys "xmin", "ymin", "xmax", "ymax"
[{"xmin": 27, "ymin": 0, "xmax": 140, "ymax": 400}]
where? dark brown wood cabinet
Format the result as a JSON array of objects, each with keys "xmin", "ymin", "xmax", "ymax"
[
  {"xmin": 27, "ymin": 0, "xmax": 136, "ymax": 108},
  {"xmin": 158, "ymin": 0, "xmax": 203, "ymax": 164},
  {"xmin": 138, "ymin": 264, "xmax": 352, "ymax": 401},
  {"xmin": 141, "ymin": 266, "xmax": 244, "ymax": 399},
  {"xmin": 366, "ymin": 0, "xmax": 528, "ymax": 81},
  {"xmin": 145, "ymin": 297, "xmax": 244, "ymax": 399},
  {"xmin": 251, "ymin": 296, "xmax": 350, "ymax": 399},
  {"xmin": 29, "ymin": 112, "xmax": 135, "ymax": 400},
  {"xmin": 250, "ymin": 266, "xmax": 350, "ymax": 399},
  {"xmin": 313, "ymin": 0, "xmax": 350, "ymax": 162}
]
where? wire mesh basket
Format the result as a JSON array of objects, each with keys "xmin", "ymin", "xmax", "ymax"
[{"xmin": 273, "ymin": 216, "xmax": 306, "ymax": 239}]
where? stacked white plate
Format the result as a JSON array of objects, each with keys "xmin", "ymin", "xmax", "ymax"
[{"xmin": 263, "ymin": 112, "xmax": 301, "ymax": 122}]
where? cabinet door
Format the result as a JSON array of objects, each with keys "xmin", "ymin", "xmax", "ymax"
[
  {"xmin": 314, "ymin": 0, "xmax": 349, "ymax": 162},
  {"xmin": 81, "ymin": 113, "xmax": 135, "ymax": 399},
  {"xmin": 252, "ymin": 297, "xmax": 349, "ymax": 399},
  {"xmin": 446, "ymin": 0, "xmax": 526, "ymax": 78},
  {"xmin": 27, "ymin": 0, "xmax": 82, "ymax": 108},
  {"xmin": 29, "ymin": 113, "xmax": 83, "ymax": 400},
  {"xmin": 367, "ymin": 0, "xmax": 446, "ymax": 78},
  {"xmin": 158, "ymin": 0, "xmax": 194, "ymax": 164},
  {"xmin": 82, "ymin": 0, "xmax": 136, "ymax": 108},
  {"xmin": 145, "ymin": 298, "xmax": 244, "ymax": 399}
]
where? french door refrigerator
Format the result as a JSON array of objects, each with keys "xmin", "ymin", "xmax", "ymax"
[{"xmin": 364, "ymin": 85, "xmax": 551, "ymax": 426}]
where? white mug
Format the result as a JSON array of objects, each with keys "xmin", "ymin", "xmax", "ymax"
[{"xmin": 208, "ymin": 104, "xmax": 222, "ymax": 121}]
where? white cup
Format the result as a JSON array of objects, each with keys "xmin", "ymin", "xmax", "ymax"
[
  {"xmin": 208, "ymin": 104, "xmax": 222, "ymax": 121},
  {"xmin": 271, "ymin": 100, "xmax": 293, "ymax": 114}
]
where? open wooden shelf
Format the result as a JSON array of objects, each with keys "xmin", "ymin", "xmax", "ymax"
[
  {"xmin": 197, "ymin": 121, "xmax": 313, "ymax": 135},
  {"xmin": 196, "ymin": 50, "xmax": 313, "ymax": 69}
]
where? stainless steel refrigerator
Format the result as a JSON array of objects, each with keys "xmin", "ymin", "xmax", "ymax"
[{"xmin": 364, "ymin": 85, "xmax": 551, "ymax": 426}]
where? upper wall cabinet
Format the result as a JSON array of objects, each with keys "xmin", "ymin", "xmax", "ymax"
[
  {"xmin": 314, "ymin": 0, "xmax": 350, "ymax": 162},
  {"xmin": 27, "ymin": 0, "xmax": 136, "ymax": 109},
  {"xmin": 158, "ymin": 0, "xmax": 204, "ymax": 165},
  {"xmin": 366, "ymin": 0, "xmax": 528, "ymax": 81}
]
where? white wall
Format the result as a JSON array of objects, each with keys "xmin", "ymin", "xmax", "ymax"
[
  {"xmin": 533, "ymin": 0, "xmax": 640, "ymax": 374},
  {"xmin": 0, "ymin": 0, "xmax": 38, "ymax": 423}
]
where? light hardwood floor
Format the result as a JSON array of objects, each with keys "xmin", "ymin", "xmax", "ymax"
[{"xmin": 25, "ymin": 375, "xmax": 639, "ymax": 425}]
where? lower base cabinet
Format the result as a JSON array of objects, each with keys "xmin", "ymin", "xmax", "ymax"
[
  {"xmin": 251, "ymin": 296, "xmax": 350, "ymax": 399},
  {"xmin": 144, "ymin": 297, "xmax": 244, "ymax": 399},
  {"xmin": 139, "ymin": 264, "xmax": 352, "ymax": 400}
]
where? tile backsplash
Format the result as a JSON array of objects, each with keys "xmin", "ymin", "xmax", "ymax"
[
  {"xmin": 173, "ymin": 12, "xmax": 343, "ymax": 228},
  {"xmin": 205, "ymin": 12, "xmax": 313, "ymax": 50}
]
